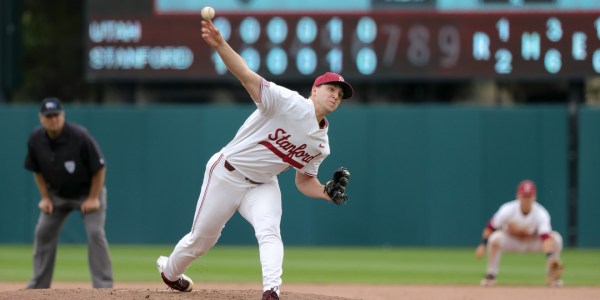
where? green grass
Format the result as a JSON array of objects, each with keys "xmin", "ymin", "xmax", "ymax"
[{"xmin": 1, "ymin": 245, "xmax": 599, "ymax": 286}]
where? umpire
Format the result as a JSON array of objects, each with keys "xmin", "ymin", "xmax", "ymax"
[{"xmin": 24, "ymin": 97, "xmax": 113, "ymax": 288}]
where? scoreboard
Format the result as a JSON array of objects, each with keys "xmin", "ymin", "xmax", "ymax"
[{"xmin": 85, "ymin": 0, "xmax": 600, "ymax": 81}]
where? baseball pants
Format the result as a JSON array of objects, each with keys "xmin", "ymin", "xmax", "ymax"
[
  {"xmin": 163, "ymin": 152, "xmax": 283, "ymax": 292},
  {"xmin": 485, "ymin": 230, "xmax": 563, "ymax": 275},
  {"xmin": 27, "ymin": 188, "xmax": 113, "ymax": 289}
]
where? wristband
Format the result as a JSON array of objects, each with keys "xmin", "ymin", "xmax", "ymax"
[
  {"xmin": 545, "ymin": 252, "xmax": 554, "ymax": 258},
  {"xmin": 481, "ymin": 238, "xmax": 488, "ymax": 246}
]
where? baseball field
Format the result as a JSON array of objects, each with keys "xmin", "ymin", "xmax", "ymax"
[{"xmin": 0, "ymin": 245, "xmax": 599, "ymax": 299}]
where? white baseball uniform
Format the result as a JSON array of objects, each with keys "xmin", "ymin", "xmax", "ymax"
[
  {"xmin": 485, "ymin": 200, "xmax": 563, "ymax": 275},
  {"xmin": 162, "ymin": 78, "xmax": 330, "ymax": 292}
]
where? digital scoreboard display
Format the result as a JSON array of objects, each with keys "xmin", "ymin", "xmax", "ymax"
[{"xmin": 85, "ymin": 1, "xmax": 600, "ymax": 81}]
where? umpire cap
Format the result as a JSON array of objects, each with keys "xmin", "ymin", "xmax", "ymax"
[{"xmin": 40, "ymin": 97, "xmax": 63, "ymax": 116}]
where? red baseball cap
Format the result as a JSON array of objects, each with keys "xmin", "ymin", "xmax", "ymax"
[
  {"xmin": 517, "ymin": 179, "xmax": 536, "ymax": 197},
  {"xmin": 313, "ymin": 72, "xmax": 354, "ymax": 99}
]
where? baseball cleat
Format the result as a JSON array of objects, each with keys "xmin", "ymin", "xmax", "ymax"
[
  {"xmin": 262, "ymin": 287, "xmax": 280, "ymax": 300},
  {"xmin": 161, "ymin": 272, "xmax": 193, "ymax": 292},
  {"xmin": 480, "ymin": 274, "xmax": 496, "ymax": 286},
  {"xmin": 157, "ymin": 256, "xmax": 194, "ymax": 292}
]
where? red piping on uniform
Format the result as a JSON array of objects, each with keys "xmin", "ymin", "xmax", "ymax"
[
  {"xmin": 258, "ymin": 141, "xmax": 304, "ymax": 168},
  {"xmin": 191, "ymin": 154, "xmax": 223, "ymax": 234},
  {"xmin": 540, "ymin": 233, "xmax": 550, "ymax": 241}
]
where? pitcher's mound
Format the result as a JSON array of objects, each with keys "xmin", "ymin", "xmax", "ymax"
[{"xmin": 0, "ymin": 288, "xmax": 356, "ymax": 300}]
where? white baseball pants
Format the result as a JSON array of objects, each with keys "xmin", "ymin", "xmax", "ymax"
[
  {"xmin": 486, "ymin": 230, "xmax": 563, "ymax": 275},
  {"xmin": 163, "ymin": 152, "xmax": 283, "ymax": 292}
]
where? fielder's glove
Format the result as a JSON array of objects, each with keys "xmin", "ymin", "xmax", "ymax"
[
  {"xmin": 547, "ymin": 259, "xmax": 564, "ymax": 286},
  {"xmin": 324, "ymin": 167, "xmax": 350, "ymax": 206}
]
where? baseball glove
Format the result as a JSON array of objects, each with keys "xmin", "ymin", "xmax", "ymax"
[
  {"xmin": 547, "ymin": 259, "xmax": 564, "ymax": 286},
  {"xmin": 324, "ymin": 167, "xmax": 350, "ymax": 206}
]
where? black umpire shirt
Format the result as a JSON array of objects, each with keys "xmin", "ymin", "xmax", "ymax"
[{"xmin": 24, "ymin": 121, "xmax": 106, "ymax": 199}]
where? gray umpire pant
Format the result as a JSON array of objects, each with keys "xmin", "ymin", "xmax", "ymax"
[{"xmin": 27, "ymin": 187, "xmax": 113, "ymax": 289}]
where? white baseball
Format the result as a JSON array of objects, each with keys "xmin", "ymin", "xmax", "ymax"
[{"xmin": 201, "ymin": 6, "xmax": 215, "ymax": 20}]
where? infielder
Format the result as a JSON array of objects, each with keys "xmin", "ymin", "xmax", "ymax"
[
  {"xmin": 156, "ymin": 18, "xmax": 352, "ymax": 300},
  {"xmin": 476, "ymin": 179, "xmax": 564, "ymax": 286}
]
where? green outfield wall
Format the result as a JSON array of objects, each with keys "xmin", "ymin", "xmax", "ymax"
[{"xmin": 0, "ymin": 105, "xmax": 598, "ymax": 247}]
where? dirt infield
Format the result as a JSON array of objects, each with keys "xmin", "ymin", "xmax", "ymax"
[{"xmin": 1, "ymin": 282, "xmax": 599, "ymax": 300}]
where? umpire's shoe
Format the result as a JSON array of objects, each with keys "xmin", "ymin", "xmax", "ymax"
[
  {"xmin": 157, "ymin": 256, "xmax": 194, "ymax": 292},
  {"xmin": 262, "ymin": 287, "xmax": 280, "ymax": 300}
]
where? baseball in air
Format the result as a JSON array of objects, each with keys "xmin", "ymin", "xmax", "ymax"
[{"xmin": 201, "ymin": 6, "xmax": 215, "ymax": 20}]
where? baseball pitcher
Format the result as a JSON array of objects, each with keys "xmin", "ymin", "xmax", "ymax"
[{"xmin": 156, "ymin": 17, "xmax": 352, "ymax": 300}]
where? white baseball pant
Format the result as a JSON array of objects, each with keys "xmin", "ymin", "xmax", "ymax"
[
  {"xmin": 486, "ymin": 230, "xmax": 563, "ymax": 275},
  {"xmin": 162, "ymin": 152, "xmax": 283, "ymax": 291}
]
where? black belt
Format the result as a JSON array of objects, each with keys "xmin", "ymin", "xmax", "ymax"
[{"xmin": 224, "ymin": 160, "xmax": 262, "ymax": 184}]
